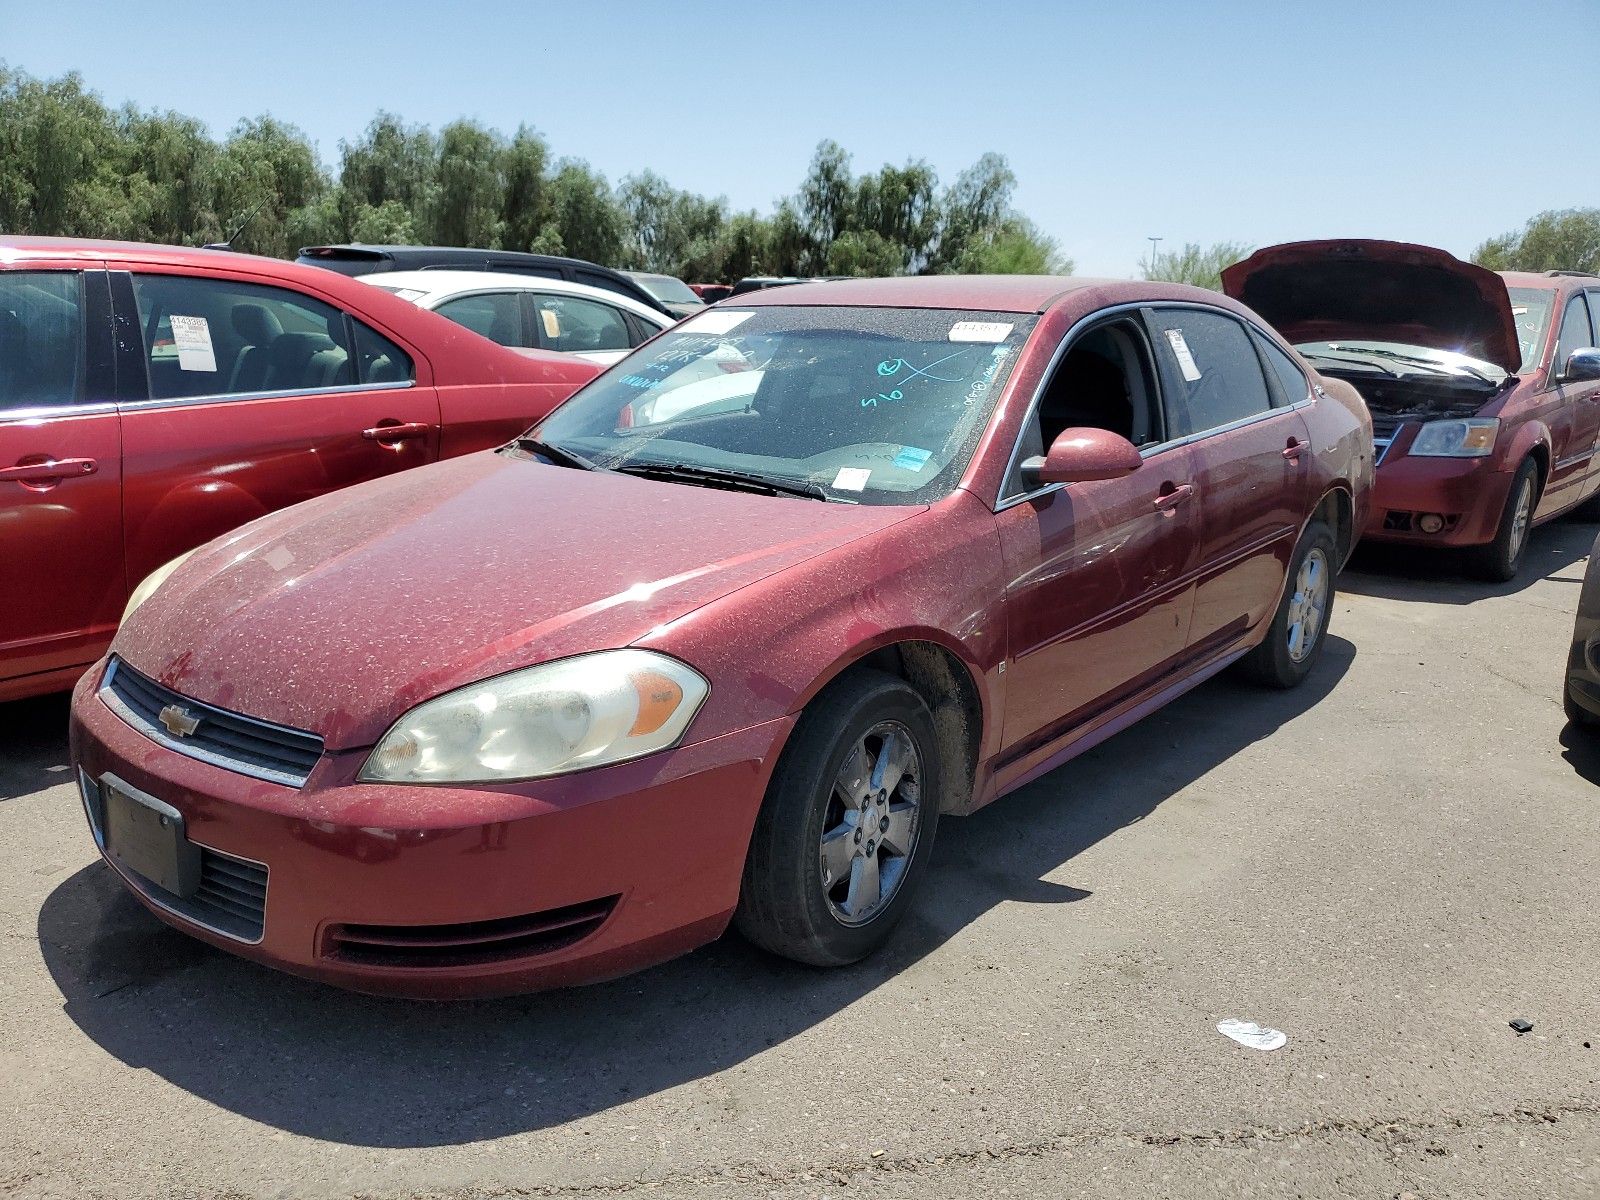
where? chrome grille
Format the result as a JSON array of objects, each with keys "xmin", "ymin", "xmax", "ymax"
[
  {"xmin": 78, "ymin": 770, "xmax": 268, "ymax": 943},
  {"xmin": 101, "ymin": 657, "xmax": 323, "ymax": 787}
]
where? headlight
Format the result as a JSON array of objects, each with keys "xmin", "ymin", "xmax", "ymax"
[
  {"xmin": 120, "ymin": 549, "xmax": 198, "ymax": 625},
  {"xmin": 360, "ymin": 650, "xmax": 709, "ymax": 783},
  {"xmin": 1409, "ymin": 417, "xmax": 1499, "ymax": 458}
]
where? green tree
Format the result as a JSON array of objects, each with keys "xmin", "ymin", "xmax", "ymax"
[
  {"xmin": 955, "ymin": 217, "xmax": 1069, "ymax": 275},
  {"xmin": 1141, "ymin": 240, "xmax": 1253, "ymax": 291},
  {"xmin": 1474, "ymin": 209, "xmax": 1600, "ymax": 274},
  {"xmin": 617, "ymin": 170, "xmax": 727, "ymax": 272},
  {"xmin": 545, "ymin": 159, "xmax": 624, "ymax": 264},
  {"xmin": 929, "ymin": 152, "xmax": 1016, "ymax": 273},
  {"xmin": 825, "ymin": 229, "xmax": 905, "ymax": 276},
  {"xmin": 336, "ymin": 113, "xmax": 437, "ymax": 241},
  {"xmin": 497, "ymin": 126, "xmax": 551, "ymax": 252},
  {"xmin": 432, "ymin": 119, "xmax": 505, "ymax": 249}
]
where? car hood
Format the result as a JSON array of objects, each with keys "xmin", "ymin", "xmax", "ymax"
[
  {"xmin": 1220, "ymin": 240, "xmax": 1522, "ymax": 374},
  {"xmin": 114, "ymin": 452, "xmax": 917, "ymax": 751}
]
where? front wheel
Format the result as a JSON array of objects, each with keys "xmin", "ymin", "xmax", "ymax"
[
  {"xmin": 1236, "ymin": 520, "xmax": 1337, "ymax": 689},
  {"xmin": 735, "ymin": 669, "xmax": 942, "ymax": 966},
  {"xmin": 1468, "ymin": 457, "xmax": 1538, "ymax": 583}
]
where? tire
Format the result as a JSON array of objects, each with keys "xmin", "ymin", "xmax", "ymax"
[
  {"xmin": 1565, "ymin": 681, "xmax": 1600, "ymax": 728},
  {"xmin": 1236, "ymin": 520, "xmax": 1337, "ymax": 689},
  {"xmin": 735, "ymin": 669, "xmax": 943, "ymax": 966},
  {"xmin": 1468, "ymin": 458, "xmax": 1538, "ymax": 583}
]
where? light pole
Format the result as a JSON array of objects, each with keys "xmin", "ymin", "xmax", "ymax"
[{"xmin": 1145, "ymin": 236, "xmax": 1163, "ymax": 276}]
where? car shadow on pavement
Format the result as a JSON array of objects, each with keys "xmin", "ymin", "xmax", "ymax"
[
  {"xmin": 1339, "ymin": 516, "xmax": 1596, "ymax": 606},
  {"xmin": 36, "ymin": 637, "xmax": 1354, "ymax": 1149},
  {"xmin": 1558, "ymin": 721, "xmax": 1600, "ymax": 787},
  {"xmin": 0, "ymin": 692, "xmax": 73, "ymax": 801}
]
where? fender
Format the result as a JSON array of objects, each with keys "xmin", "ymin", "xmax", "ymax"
[{"xmin": 1503, "ymin": 418, "xmax": 1553, "ymax": 478}]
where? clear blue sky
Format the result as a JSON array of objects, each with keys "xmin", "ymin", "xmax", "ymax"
[{"xmin": 5, "ymin": 0, "xmax": 1596, "ymax": 275}]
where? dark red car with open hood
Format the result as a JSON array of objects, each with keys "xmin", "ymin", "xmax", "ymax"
[
  {"xmin": 1224, "ymin": 240, "xmax": 1600, "ymax": 580},
  {"xmin": 69, "ymin": 275, "xmax": 1370, "ymax": 997}
]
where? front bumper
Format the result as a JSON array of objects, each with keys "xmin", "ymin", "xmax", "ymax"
[
  {"xmin": 1360, "ymin": 448, "xmax": 1513, "ymax": 548},
  {"xmin": 69, "ymin": 664, "xmax": 794, "ymax": 998}
]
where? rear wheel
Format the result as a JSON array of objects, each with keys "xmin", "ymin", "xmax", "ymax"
[
  {"xmin": 1565, "ymin": 681, "xmax": 1600, "ymax": 728},
  {"xmin": 1468, "ymin": 458, "xmax": 1538, "ymax": 583},
  {"xmin": 1237, "ymin": 520, "xmax": 1336, "ymax": 689},
  {"xmin": 735, "ymin": 669, "xmax": 942, "ymax": 966}
]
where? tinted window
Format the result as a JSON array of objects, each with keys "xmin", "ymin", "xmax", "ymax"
[
  {"xmin": 534, "ymin": 294, "xmax": 631, "ymax": 353},
  {"xmin": 575, "ymin": 270, "xmax": 628, "ymax": 298},
  {"xmin": 353, "ymin": 322, "xmax": 413, "ymax": 384},
  {"xmin": 435, "ymin": 292, "xmax": 525, "ymax": 347},
  {"xmin": 491, "ymin": 263, "xmax": 562, "ymax": 280},
  {"xmin": 132, "ymin": 274, "xmax": 356, "ymax": 400},
  {"xmin": 1557, "ymin": 294, "xmax": 1595, "ymax": 376},
  {"xmin": 0, "ymin": 271, "xmax": 82, "ymax": 412},
  {"xmin": 1149, "ymin": 308, "xmax": 1274, "ymax": 435},
  {"xmin": 1254, "ymin": 331, "xmax": 1309, "ymax": 404}
]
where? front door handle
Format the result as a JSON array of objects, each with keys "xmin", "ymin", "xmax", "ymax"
[
  {"xmin": 0, "ymin": 457, "xmax": 98, "ymax": 484},
  {"xmin": 361, "ymin": 421, "xmax": 432, "ymax": 443},
  {"xmin": 1152, "ymin": 482, "xmax": 1196, "ymax": 512},
  {"xmin": 1283, "ymin": 437, "xmax": 1307, "ymax": 462}
]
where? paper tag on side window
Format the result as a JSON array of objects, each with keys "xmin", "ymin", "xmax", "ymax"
[
  {"xmin": 1164, "ymin": 329, "xmax": 1201, "ymax": 382},
  {"xmin": 682, "ymin": 309, "xmax": 755, "ymax": 336},
  {"xmin": 169, "ymin": 315, "xmax": 218, "ymax": 373},
  {"xmin": 949, "ymin": 320, "xmax": 1013, "ymax": 343},
  {"xmin": 832, "ymin": 467, "xmax": 871, "ymax": 492}
]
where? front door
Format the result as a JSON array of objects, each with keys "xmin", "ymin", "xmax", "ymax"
[
  {"xmin": 0, "ymin": 267, "xmax": 127, "ymax": 695},
  {"xmin": 1551, "ymin": 291, "xmax": 1600, "ymax": 509},
  {"xmin": 111, "ymin": 267, "xmax": 442, "ymax": 585}
]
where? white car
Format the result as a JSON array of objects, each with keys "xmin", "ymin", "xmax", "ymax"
[{"xmin": 363, "ymin": 270, "xmax": 675, "ymax": 366}]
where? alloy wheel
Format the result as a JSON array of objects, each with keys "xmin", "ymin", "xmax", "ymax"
[
  {"xmin": 1286, "ymin": 548, "xmax": 1329, "ymax": 663},
  {"xmin": 818, "ymin": 721, "xmax": 923, "ymax": 926}
]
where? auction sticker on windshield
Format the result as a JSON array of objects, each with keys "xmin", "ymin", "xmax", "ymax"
[{"xmin": 948, "ymin": 320, "xmax": 1013, "ymax": 343}]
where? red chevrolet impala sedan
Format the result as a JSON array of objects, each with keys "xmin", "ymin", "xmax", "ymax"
[
  {"xmin": 1224, "ymin": 240, "xmax": 1600, "ymax": 580},
  {"xmin": 69, "ymin": 275, "xmax": 1371, "ymax": 997},
  {"xmin": 0, "ymin": 237, "xmax": 599, "ymax": 702}
]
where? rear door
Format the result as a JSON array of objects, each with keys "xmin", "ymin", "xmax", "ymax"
[
  {"xmin": 1145, "ymin": 306, "xmax": 1310, "ymax": 657},
  {"xmin": 432, "ymin": 291, "xmax": 531, "ymax": 349},
  {"xmin": 0, "ymin": 265, "xmax": 127, "ymax": 694},
  {"xmin": 111, "ymin": 265, "xmax": 442, "ymax": 586},
  {"xmin": 529, "ymin": 292, "xmax": 641, "ymax": 365}
]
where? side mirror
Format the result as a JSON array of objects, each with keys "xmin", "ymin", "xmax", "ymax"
[
  {"xmin": 1020, "ymin": 427, "xmax": 1143, "ymax": 490},
  {"xmin": 1564, "ymin": 348, "xmax": 1600, "ymax": 383}
]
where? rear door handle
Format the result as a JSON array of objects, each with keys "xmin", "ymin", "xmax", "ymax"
[
  {"xmin": 1152, "ymin": 482, "xmax": 1196, "ymax": 512},
  {"xmin": 361, "ymin": 421, "xmax": 432, "ymax": 443},
  {"xmin": 1283, "ymin": 437, "xmax": 1307, "ymax": 462},
  {"xmin": 0, "ymin": 457, "xmax": 98, "ymax": 483}
]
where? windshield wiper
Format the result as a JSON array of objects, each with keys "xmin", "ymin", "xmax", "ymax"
[
  {"xmin": 511, "ymin": 436, "xmax": 602, "ymax": 471},
  {"xmin": 1299, "ymin": 349, "xmax": 1402, "ymax": 379},
  {"xmin": 616, "ymin": 461, "xmax": 830, "ymax": 501},
  {"xmin": 1328, "ymin": 344, "xmax": 1499, "ymax": 384}
]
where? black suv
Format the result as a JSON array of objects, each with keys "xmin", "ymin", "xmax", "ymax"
[{"xmin": 296, "ymin": 245, "xmax": 670, "ymax": 316}]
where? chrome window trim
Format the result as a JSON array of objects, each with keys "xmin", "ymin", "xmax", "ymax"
[
  {"xmin": 1, "ymin": 399, "xmax": 121, "ymax": 422},
  {"xmin": 994, "ymin": 301, "xmax": 1306, "ymax": 512},
  {"xmin": 115, "ymin": 378, "xmax": 415, "ymax": 414}
]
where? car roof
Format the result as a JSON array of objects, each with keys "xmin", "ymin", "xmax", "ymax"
[
  {"xmin": 726, "ymin": 274, "xmax": 1214, "ymax": 314},
  {"xmin": 0, "ymin": 235, "xmax": 286, "ymax": 268},
  {"xmin": 367, "ymin": 270, "xmax": 673, "ymax": 324},
  {"xmin": 1498, "ymin": 271, "xmax": 1570, "ymax": 289}
]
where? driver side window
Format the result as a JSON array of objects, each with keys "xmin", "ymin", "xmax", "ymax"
[
  {"xmin": 1557, "ymin": 293, "xmax": 1595, "ymax": 379},
  {"xmin": 1007, "ymin": 318, "xmax": 1163, "ymax": 497}
]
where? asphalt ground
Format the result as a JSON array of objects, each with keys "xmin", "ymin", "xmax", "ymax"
[{"xmin": 4, "ymin": 517, "xmax": 1599, "ymax": 1199}]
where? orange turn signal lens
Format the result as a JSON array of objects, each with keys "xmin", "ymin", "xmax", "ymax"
[{"xmin": 628, "ymin": 670, "xmax": 685, "ymax": 736}]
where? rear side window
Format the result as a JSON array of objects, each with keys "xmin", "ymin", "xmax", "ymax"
[
  {"xmin": 1253, "ymin": 331, "xmax": 1310, "ymax": 405},
  {"xmin": 132, "ymin": 274, "xmax": 356, "ymax": 401},
  {"xmin": 1149, "ymin": 308, "xmax": 1275, "ymax": 436},
  {"xmin": 353, "ymin": 323, "xmax": 412, "ymax": 384},
  {"xmin": 435, "ymin": 292, "xmax": 525, "ymax": 347},
  {"xmin": 533, "ymin": 294, "xmax": 631, "ymax": 353},
  {"xmin": 0, "ymin": 271, "xmax": 82, "ymax": 412},
  {"xmin": 575, "ymin": 270, "xmax": 628, "ymax": 298},
  {"xmin": 1557, "ymin": 294, "xmax": 1595, "ymax": 376}
]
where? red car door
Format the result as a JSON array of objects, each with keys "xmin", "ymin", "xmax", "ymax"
[
  {"xmin": 110, "ymin": 265, "xmax": 444, "ymax": 586},
  {"xmin": 0, "ymin": 265, "xmax": 127, "ymax": 700},
  {"xmin": 996, "ymin": 314, "xmax": 1201, "ymax": 754},
  {"xmin": 1144, "ymin": 307, "xmax": 1310, "ymax": 655},
  {"xmin": 1549, "ymin": 290, "xmax": 1600, "ymax": 510}
]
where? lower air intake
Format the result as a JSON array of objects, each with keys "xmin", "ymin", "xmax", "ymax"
[{"xmin": 323, "ymin": 896, "xmax": 618, "ymax": 968}]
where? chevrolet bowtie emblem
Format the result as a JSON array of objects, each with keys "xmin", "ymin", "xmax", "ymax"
[{"xmin": 158, "ymin": 703, "xmax": 201, "ymax": 738}]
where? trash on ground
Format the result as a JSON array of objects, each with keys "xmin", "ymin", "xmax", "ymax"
[
  {"xmin": 1510, "ymin": 1018, "xmax": 1534, "ymax": 1034},
  {"xmin": 1217, "ymin": 1018, "xmax": 1287, "ymax": 1051}
]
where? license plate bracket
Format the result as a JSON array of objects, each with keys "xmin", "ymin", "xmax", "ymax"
[{"xmin": 100, "ymin": 774, "xmax": 202, "ymax": 899}]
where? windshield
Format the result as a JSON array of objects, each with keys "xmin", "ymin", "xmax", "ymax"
[
  {"xmin": 633, "ymin": 273, "xmax": 702, "ymax": 305},
  {"xmin": 1294, "ymin": 340, "xmax": 1507, "ymax": 383},
  {"xmin": 1507, "ymin": 287, "xmax": 1556, "ymax": 372},
  {"xmin": 531, "ymin": 305, "xmax": 1036, "ymax": 505}
]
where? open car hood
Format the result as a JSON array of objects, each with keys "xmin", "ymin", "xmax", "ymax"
[{"xmin": 1220, "ymin": 240, "xmax": 1522, "ymax": 374}]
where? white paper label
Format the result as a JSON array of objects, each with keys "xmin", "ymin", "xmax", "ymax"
[
  {"xmin": 681, "ymin": 309, "xmax": 755, "ymax": 336},
  {"xmin": 1164, "ymin": 328, "xmax": 1201, "ymax": 382},
  {"xmin": 831, "ymin": 467, "xmax": 871, "ymax": 492},
  {"xmin": 170, "ymin": 314, "xmax": 218, "ymax": 373},
  {"xmin": 949, "ymin": 320, "xmax": 1013, "ymax": 343}
]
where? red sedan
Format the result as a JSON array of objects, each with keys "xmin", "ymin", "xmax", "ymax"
[
  {"xmin": 0, "ymin": 237, "xmax": 599, "ymax": 702},
  {"xmin": 1224, "ymin": 240, "xmax": 1600, "ymax": 580},
  {"xmin": 70, "ymin": 275, "xmax": 1371, "ymax": 997}
]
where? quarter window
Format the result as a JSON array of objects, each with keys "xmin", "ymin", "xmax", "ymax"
[
  {"xmin": 533, "ymin": 294, "xmax": 632, "ymax": 353},
  {"xmin": 435, "ymin": 292, "xmax": 525, "ymax": 347},
  {"xmin": 1149, "ymin": 308, "xmax": 1275, "ymax": 436},
  {"xmin": 0, "ymin": 271, "xmax": 83, "ymax": 412},
  {"xmin": 1557, "ymin": 294, "xmax": 1595, "ymax": 378},
  {"xmin": 1254, "ymin": 331, "xmax": 1310, "ymax": 405}
]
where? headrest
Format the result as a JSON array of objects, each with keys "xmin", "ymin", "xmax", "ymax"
[{"xmin": 231, "ymin": 302, "xmax": 284, "ymax": 345}]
